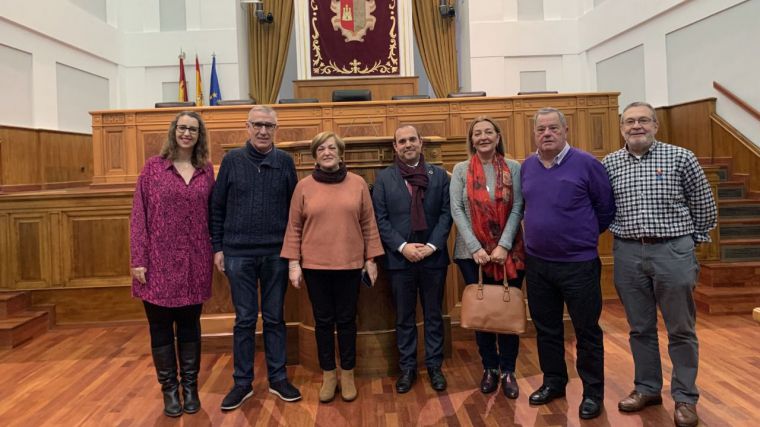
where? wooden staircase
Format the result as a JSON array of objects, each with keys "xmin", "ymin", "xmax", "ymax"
[
  {"xmin": 694, "ymin": 160, "xmax": 760, "ymax": 314},
  {"xmin": 0, "ymin": 291, "xmax": 55, "ymax": 348}
]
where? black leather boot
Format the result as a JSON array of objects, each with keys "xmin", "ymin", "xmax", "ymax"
[
  {"xmin": 151, "ymin": 344, "xmax": 182, "ymax": 417},
  {"xmin": 178, "ymin": 340, "xmax": 201, "ymax": 414}
]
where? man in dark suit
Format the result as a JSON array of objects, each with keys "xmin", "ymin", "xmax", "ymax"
[{"xmin": 372, "ymin": 125, "xmax": 453, "ymax": 393}]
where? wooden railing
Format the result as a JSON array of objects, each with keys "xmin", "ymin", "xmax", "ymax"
[{"xmin": 713, "ymin": 81, "xmax": 760, "ymax": 122}]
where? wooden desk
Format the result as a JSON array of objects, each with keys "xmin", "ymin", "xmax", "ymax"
[
  {"xmin": 89, "ymin": 92, "xmax": 621, "ymax": 187},
  {"xmin": 293, "ymin": 76, "xmax": 419, "ymax": 102}
]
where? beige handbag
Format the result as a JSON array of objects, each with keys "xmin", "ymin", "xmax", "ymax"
[{"xmin": 460, "ymin": 266, "xmax": 527, "ymax": 334}]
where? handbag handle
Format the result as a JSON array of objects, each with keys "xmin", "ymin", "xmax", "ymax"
[{"xmin": 476, "ymin": 264, "xmax": 513, "ymax": 302}]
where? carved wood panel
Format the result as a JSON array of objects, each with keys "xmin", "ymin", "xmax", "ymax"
[
  {"xmin": 9, "ymin": 213, "xmax": 50, "ymax": 288},
  {"xmin": 63, "ymin": 212, "xmax": 131, "ymax": 285},
  {"xmin": 104, "ymin": 130, "xmax": 125, "ymax": 172}
]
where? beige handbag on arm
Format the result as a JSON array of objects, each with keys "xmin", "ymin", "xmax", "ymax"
[{"xmin": 460, "ymin": 265, "xmax": 527, "ymax": 334}]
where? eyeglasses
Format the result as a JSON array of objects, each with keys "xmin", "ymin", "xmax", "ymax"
[
  {"xmin": 176, "ymin": 125, "xmax": 199, "ymax": 135},
  {"xmin": 248, "ymin": 121, "xmax": 277, "ymax": 131},
  {"xmin": 622, "ymin": 117, "xmax": 655, "ymax": 127}
]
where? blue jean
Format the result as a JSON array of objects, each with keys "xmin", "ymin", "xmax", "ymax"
[
  {"xmin": 456, "ymin": 259, "xmax": 524, "ymax": 372},
  {"xmin": 224, "ymin": 254, "xmax": 288, "ymax": 386}
]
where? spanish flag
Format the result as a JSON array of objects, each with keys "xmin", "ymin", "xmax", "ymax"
[
  {"xmin": 178, "ymin": 53, "xmax": 188, "ymax": 102},
  {"xmin": 195, "ymin": 55, "xmax": 204, "ymax": 106}
]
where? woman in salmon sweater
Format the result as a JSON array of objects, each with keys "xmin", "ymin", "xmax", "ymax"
[{"xmin": 281, "ymin": 131, "xmax": 384, "ymax": 403}]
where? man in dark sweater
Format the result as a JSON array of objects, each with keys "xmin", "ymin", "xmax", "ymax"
[
  {"xmin": 210, "ymin": 105, "xmax": 301, "ymax": 409},
  {"xmin": 521, "ymin": 107, "xmax": 616, "ymax": 420}
]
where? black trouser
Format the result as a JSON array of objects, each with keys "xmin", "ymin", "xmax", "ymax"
[
  {"xmin": 525, "ymin": 255, "xmax": 604, "ymax": 400},
  {"xmin": 456, "ymin": 259, "xmax": 525, "ymax": 373},
  {"xmin": 142, "ymin": 301, "xmax": 203, "ymax": 347},
  {"xmin": 387, "ymin": 265, "xmax": 447, "ymax": 371},
  {"xmin": 303, "ymin": 268, "xmax": 361, "ymax": 371}
]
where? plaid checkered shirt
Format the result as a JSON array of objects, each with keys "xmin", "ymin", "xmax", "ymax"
[{"xmin": 602, "ymin": 141, "xmax": 717, "ymax": 242}]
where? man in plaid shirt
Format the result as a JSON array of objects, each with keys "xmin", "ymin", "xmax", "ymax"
[{"xmin": 602, "ymin": 101, "xmax": 717, "ymax": 427}]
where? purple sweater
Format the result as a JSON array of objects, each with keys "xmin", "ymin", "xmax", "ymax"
[{"xmin": 521, "ymin": 147, "xmax": 615, "ymax": 262}]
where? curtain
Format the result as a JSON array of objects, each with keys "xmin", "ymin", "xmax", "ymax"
[
  {"xmin": 412, "ymin": 0, "xmax": 459, "ymax": 98},
  {"xmin": 248, "ymin": 0, "xmax": 294, "ymax": 104}
]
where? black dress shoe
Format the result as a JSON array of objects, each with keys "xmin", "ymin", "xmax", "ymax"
[
  {"xmin": 427, "ymin": 367, "xmax": 447, "ymax": 391},
  {"xmin": 395, "ymin": 369, "xmax": 417, "ymax": 394},
  {"xmin": 528, "ymin": 385, "xmax": 566, "ymax": 405},
  {"xmin": 579, "ymin": 397, "xmax": 603, "ymax": 419},
  {"xmin": 501, "ymin": 371, "xmax": 519, "ymax": 399},
  {"xmin": 480, "ymin": 368, "xmax": 499, "ymax": 394}
]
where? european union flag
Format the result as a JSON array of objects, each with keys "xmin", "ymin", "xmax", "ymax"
[{"xmin": 209, "ymin": 55, "xmax": 222, "ymax": 106}]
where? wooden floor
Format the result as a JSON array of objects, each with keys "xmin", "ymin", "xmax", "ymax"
[{"xmin": 1, "ymin": 301, "xmax": 758, "ymax": 427}]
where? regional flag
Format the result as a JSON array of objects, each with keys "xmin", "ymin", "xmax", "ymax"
[
  {"xmin": 195, "ymin": 55, "xmax": 204, "ymax": 106},
  {"xmin": 178, "ymin": 53, "xmax": 188, "ymax": 102},
  {"xmin": 209, "ymin": 55, "xmax": 222, "ymax": 106}
]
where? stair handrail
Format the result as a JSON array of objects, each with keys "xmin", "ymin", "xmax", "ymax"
[{"xmin": 713, "ymin": 81, "xmax": 760, "ymax": 122}]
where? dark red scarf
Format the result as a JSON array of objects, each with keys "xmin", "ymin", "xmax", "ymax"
[
  {"xmin": 466, "ymin": 154, "xmax": 525, "ymax": 280},
  {"xmin": 395, "ymin": 153, "xmax": 429, "ymax": 232}
]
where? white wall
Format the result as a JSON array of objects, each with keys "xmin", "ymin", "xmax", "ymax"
[
  {"xmin": 0, "ymin": 0, "xmax": 243, "ymax": 131},
  {"xmin": 665, "ymin": 0, "xmax": 760, "ymax": 144},
  {"xmin": 465, "ymin": 0, "xmax": 759, "ymax": 145},
  {"xmin": 0, "ymin": 44, "xmax": 34, "ymax": 127},
  {"xmin": 1, "ymin": 0, "xmax": 757, "ymax": 145}
]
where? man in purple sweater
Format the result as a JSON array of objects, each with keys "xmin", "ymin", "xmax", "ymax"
[{"xmin": 521, "ymin": 107, "xmax": 616, "ymax": 420}]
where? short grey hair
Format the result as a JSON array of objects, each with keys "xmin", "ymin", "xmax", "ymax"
[
  {"xmin": 533, "ymin": 107, "xmax": 567, "ymax": 128},
  {"xmin": 249, "ymin": 105, "xmax": 278, "ymax": 121},
  {"xmin": 621, "ymin": 101, "xmax": 657, "ymax": 124}
]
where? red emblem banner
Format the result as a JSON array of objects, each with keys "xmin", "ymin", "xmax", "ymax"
[{"xmin": 309, "ymin": 0, "xmax": 399, "ymax": 77}]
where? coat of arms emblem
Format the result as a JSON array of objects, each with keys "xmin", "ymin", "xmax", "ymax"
[{"xmin": 331, "ymin": 0, "xmax": 376, "ymax": 42}]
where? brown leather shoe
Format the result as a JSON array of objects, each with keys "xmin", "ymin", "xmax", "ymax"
[
  {"xmin": 618, "ymin": 390, "xmax": 662, "ymax": 412},
  {"xmin": 674, "ymin": 402, "xmax": 698, "ymax": 427}
]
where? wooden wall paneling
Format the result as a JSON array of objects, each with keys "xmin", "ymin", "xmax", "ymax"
[
  {"xmin": 102, "ymin": 128, "xmax": 126, "ymax": 180},
  {"xmin": 711, "ymin": 113, "xmax": 760, "ymax": 194},
  {"xmin": 0, "ymin": 213, "xmax": 9, "ymax": 287},
  {"xmin": 275, "ymin": 120, "xmax": 322, "ymax": 146},
  {"xmin": 39, "ymin": 130, "xmax": 93, "ymax": 187},
  {"xmin": 520, "ymin": 111, "xmax": 536, "ymax": 160},
  {"xmin": 393, "ymin": 101, "xmax": 451, "ymax": 139},
  {"xmin": 90, "ymin": 116, "xmax": 105, "ymax": 184},
  {"xmin": 137, "ymin": 126, "xmax": 166, "ymax": 165},
  {"xmin": 30, "ymin": 286, "xmax": 143, "ymax": 324},
  {"xmin": 276, "ymin": 105, "xmax": 326, "ymax": 142},
  {"xmin": 61, "ymin": 209, "xmax": 131, "ymax": 287},
  {"xmin": 48, "ymin": 211, "xmax": 63, "ymax": 285},
  {"xmin": 332, "ymin": 104, "xmax": 388, "ymax": 138},
  {"xmin": 440, "ymin": 137, "xmax": 468, "ymax": 172},
  {"xmin": 662, "ymin": 100, "xmax": 714, "ymax": 157},
  {"xmin": 0, "ymin": 126, "xmax": 42, "ymax": 190},
  {"xmin": 9, "ymin": 213, "xmax": 51, "ymax": 289},
  {"xmin": 512, "ymin": 110, "xmax": 530, "ymax": 160},
  {"xmin": 585, "ymin": 108, "xmax": 611, "ymax": 157},
  {"xmin": 88, "ymin": 93, "xmax": 621, "ymax": 187},
  {"xmin": 293, "ymin": 76, "xmax": 419, "ymax": 102}
]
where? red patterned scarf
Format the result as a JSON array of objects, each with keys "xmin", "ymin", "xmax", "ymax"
[{"xmin": 466, "ymin": 154, "xmax": 525, "ymax": 280}]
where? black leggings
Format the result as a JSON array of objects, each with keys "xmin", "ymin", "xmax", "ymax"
[{"xmin": 142, "ymin": 301, "xmax": 203, "ymax": 348}]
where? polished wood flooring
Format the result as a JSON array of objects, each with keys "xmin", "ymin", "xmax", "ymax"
[{"xmin": 1, "ymin": 301, "xmax": 758, "ymax": 427}]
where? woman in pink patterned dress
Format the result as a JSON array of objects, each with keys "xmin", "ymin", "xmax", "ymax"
[{"xmin": 130, "ymin": 111, "xmax": 214, "ymax": 417}]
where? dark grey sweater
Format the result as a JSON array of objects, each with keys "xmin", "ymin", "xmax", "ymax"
[{"xmin": 210, "ymin": 142, "xmax": 297, "ymax": 256}]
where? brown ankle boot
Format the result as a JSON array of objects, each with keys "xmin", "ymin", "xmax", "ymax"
[
  {"xmin": 340, "ymin": 369, "xmax": 357, "ymax": 401},
  {"xmin": 319, "ymin": 369, "xmax": 338, "ymax": 403}
]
